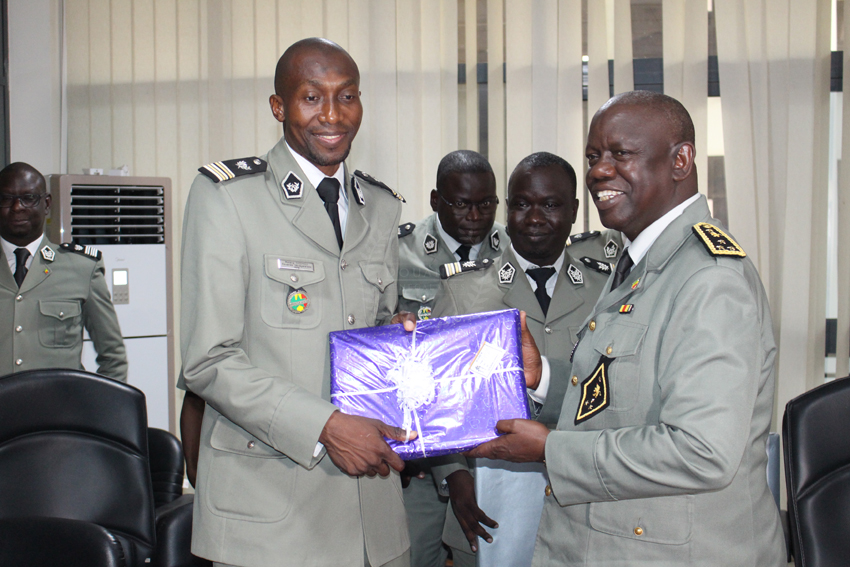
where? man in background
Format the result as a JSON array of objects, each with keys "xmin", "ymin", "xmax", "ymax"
[
  {"xmin": 431, "ymin": 152, "xmax": 619, "ymax": 567},
  {"xmin": 0, "ymin": 162, "xmax": 127, "ymax": 381},
  {"xmin": 397, "ymin": 149, "xmax": 508, "ymax": 567}
]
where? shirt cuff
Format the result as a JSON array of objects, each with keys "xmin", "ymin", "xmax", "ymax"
[
  {"xmin": 313, "ymin": 442, "xmax": 325, "ymax": 458},
  {"xmin": 528, "ymin": 355, "xmax": 551, "ymax": 404}
]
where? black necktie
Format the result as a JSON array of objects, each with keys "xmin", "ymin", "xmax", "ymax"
[
  {"xmin": 456, "ymin": 244, "xmax": 472, "ymax": 262},
  {"xmin": 14, "ymin": 248, "xmax": 31, "ymax": 288},
  {"xmin": 316, "ymin": 178, "xmax": 344, "ymax": 249},
  {"xmin": 526, "ymin": 267, "xmax": 556, "ymax": 316},
  {"xmin": 610, "ymin": 248, "xmax": 634, "ymax": 290}
]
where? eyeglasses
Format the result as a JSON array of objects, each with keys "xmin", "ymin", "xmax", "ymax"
[
  {"xmin": 0, "ymin": 193, "xmax": 46, "ymax": 209},
  {"xmin": 437, "ymin": 192, "xmax": 499, "ymax": 215}
]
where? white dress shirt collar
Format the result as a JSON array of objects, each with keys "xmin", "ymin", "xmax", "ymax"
[
  {"xmin": 435, "ymin": 215, "xmax": 484, "ymax": 261},
  {"xmin": 2, "ymin": 234, "xmax": 45, "ymax": 274},
  {"xmin": 511, "ymin": 244, "xmax": 566, "ymax": 297},
  {"xmin": 623, "ymin": 193, "xmax": 701, "ymax": 266},
  {"xmin": 285, "ymin": 141, "xmax": 349, "ymax": 233}
]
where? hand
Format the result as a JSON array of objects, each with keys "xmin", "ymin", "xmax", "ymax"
[
  {"xmin": 446, "ymin": 470, "xmax": 498, "ymax": 553},
  {"xmin": 319, "ymin": 411, "xmax": 417, "ymax": 477},
  {"xmin": 400, "ymin": 459, "xmax": 427, "ymax": 489},
  {"xmin": 465, "ymin": 419, "xmax": 549, "ymax": 463},
  {"xmin": 391, "ymin": 311, "xmax": 417, "ymax": 332},
  {"xmin": 520, "ymin": 311, "xmax": 543, "ymax": 390}
]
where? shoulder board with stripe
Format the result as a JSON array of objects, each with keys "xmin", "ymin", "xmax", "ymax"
[
  {"xmin": 567, "ymin": 230, "xmax": 601, "ymax": 246},
  {"xmin": 692, "ymin": 222, "xmax": 746, "ymax": 258},
  {"xmin": 439, "ymin": 258, "xmax": 493, "ymax": 279},
  {"xmin": 60, "ymin": 242, "xmax": 102, "ymax": 260},
  {"xmin": 398, "ymin": 222, "xmax": 415, "ymax": 237},
  {"xmin": 579, "ymin": 256, "xmax": 613, "ymax": 275},
  {"xmin": 354, "ymin": 170, "xmax": 406, "ymax": 202},
  {"xmin": 199, "ymin": 157, "xmax": 267, "ymax": 183}
]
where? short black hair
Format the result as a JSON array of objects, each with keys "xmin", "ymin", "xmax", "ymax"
[
  {"xmin": 601, "ymin": 90, "xmax": 695, "ymax": 145},
  {"xmin": 274, "ymin": 38, "xmax": 358, "ymax": 97},
  {"xmin": 509, "ymin": 152, "xmax": 577, "ymax": 198},
  {"xmin": 0, "ymin": 162, "xmax": 47, "ymax": 193},
  {"xmin": 435, "ymin": 150, "xmax": 494, "ymax": 192}
]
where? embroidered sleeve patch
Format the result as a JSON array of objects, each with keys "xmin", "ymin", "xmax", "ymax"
[
  {"xmin": 199, "ymin": 157, "xmax": 267, "ymax": 183},
  {"xmin": 575, "ymin": 356, "xmax": 611, "ymax": 425},
  {"xmin": 439, "ymin": 258, "xmax": 493, "ymax": 279},
  {"xmin": 692, "ymin": 222, "xmax": 746, "ymax": 257}
]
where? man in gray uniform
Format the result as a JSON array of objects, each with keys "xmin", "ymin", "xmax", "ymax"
[
  {"xmin": 0, "ymin": 162, "xmax": 127, "ymax": 381},
  {"xmin": 398, "ymin": 149, "xmax": 508, "ymax": 567},
  {"xmin": 467, "ymin": 92, "xmax": 786, "ymax": 566},
  {"xmin": 397, "ymin": 150, "xmax": 508, "ymax": 319},
  {"xmin": 430, "ymin": 152, "xmax": 619, "ymax": 567},
  {"xmin": 181, "ymin": 38, "xmax": 413, "ymax": 567}
]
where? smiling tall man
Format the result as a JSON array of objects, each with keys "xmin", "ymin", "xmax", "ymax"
[
  {"xmin": 466, "ymin": 91, "xmax": 786, "ymax": 566},
  {"xmin": 180, "ymin": 38, "xmax": 412, "ymax": 567}
]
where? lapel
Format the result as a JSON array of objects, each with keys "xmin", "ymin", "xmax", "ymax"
[
  {"xmin": 593, "ymin": 196, "xmax": 712, "ymax": 314},
  {"xmin": 341, "ymin": 168, "xmax": 369, "ymax": 252},
  {"xmin": 0, "ymin": 246, "xmax": 17, "ymax": 293},
  {"xmin": 545, "ymin": 252, "xmax": 587, "ymax": 323},
  {"xmin": 18, "ymin": 237, "xmax": 53, "ymax": 294},
  {"xmin": 499, "ymin": 249, "xmax": 547, "ymax": 323},
  {"xmin": 424, "ymin": 214, "xmax": 459, "ymax": 270},
  {"xmin": 267, "ymin": 138, "xmax": 344, "ymax": 256}
]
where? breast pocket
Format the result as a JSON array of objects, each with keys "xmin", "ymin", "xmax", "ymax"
[
  {"xmin": 359, "ymin": 261, "xmax": 395, "ymax": 321},
  {"xmin": 400, "ymin": 286, "xmax": 437, "ymax": 319},
  {"xmin": 261, "ymin": 255, "xmax": 325, "ymax": 329},
  {"xmin": 591, "ymin": 320, "xmax": 647, "ymax": 411},
  {"xmin": 38, "ymin": 300, "xmax": 83, "ymax": 348}
]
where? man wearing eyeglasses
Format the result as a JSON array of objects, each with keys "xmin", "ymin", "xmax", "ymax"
[
  {"xmin": 397, "ymin": 149, "xmax": 509, "ymax": 567},
  {"xmin": 0, "ymin": 162, "xmax": 127, "ymax": 381}
]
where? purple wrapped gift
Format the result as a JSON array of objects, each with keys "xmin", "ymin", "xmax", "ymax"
[{"xmin": 329, "ymin": 308, "xmax": 529, "ymax": 459}]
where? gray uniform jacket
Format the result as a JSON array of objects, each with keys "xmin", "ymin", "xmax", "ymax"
[
  {"xmin": 397, "ymin": 213, "xmax": 508, "ymax": 317},
  {"xmin": 181, "ymin": 137, "xmax": 408, "ymax": 567},
  {"xmin": 534, "ymin": 196, "xmax": 785, "ymax": 566},
  {"xmin": 1, "ymin": 236, "xmax": 127, "ymax": 381}
]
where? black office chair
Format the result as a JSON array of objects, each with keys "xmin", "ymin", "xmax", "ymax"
[
  {"xmin": 148, "ymin": 427, "xmax": 212, "ymax": 567},
  {"xmin": 0, "ymin": 368, "xmax": 156, "ymax": 566},
  {"xmin": 783, "ymin": 375, "xmax": 850, "ymax": 567}
]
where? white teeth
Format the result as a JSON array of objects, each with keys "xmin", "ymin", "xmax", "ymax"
[{"xmin": 596, "ymin": 190, "xmax": 623, "ymax": 202}]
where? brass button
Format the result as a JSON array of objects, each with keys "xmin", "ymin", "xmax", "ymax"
[
  {"xmin": 15, "ymin": 359, "xmax": 22, "ymax": 366},
  {"xmin": 15, "ymin": 326, "xmax": 22, "ymax": 333},
  {"xmin": 634, "ymin": 527, "xmax": 644, "ymax": 536},
  {"xmin": 589, "ymin": 320, "xmax": 596, "ymax": 331},
  {"xmin": 340, "ymin": 259, "xmax": 348, "ymax": 270},
  {"xmin": 348, "ymin": 314, "xmax": 356, "ymax": 325},
  {"xmin": 16, "ymin": 295, "xmax": 23, "ymax": 301},
  {"xmin": 544, "ymin": 484, "xmax": 552, "ymax": 496},
  {"xmin": 606, "ymin": 346, "xmax": 613, "ymax": 355},
  {"xmin": 290, "ymin": 275, "xmax": 298, "ymax": 282},
  {"xmin": 421, "ymin": 295, "xmax": 427, "ymax": 302},
  {"xmin": 544, "ymin": 326, "xmax": 552, "ymax": 334},
  {"xmin": 59, "ymin": 311, "xmax": 64, "ymax": 318},
  {"xmin": 247, "ymin": 440, "xmax": 255, "ymax": 449},
  {"xmin": 571, "ymin": 375, "xmax": 578, "ymax": 386},
  {"xmin": 377, "ymin": 278, "xmax": 383, "ymax": 285}
]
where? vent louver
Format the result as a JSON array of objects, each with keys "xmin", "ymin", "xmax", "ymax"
[{"xmin": 69, "ymin": 184, "xmax": 165, "ymax": 245}]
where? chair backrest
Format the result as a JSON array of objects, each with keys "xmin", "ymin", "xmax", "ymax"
[
  {"xmin": 0, "ymin": 368, "xmax": 156, "ymax": 565},
  {"xmin": 148, "ymin": 427, "xmax": 185, "ymax": 506},
  {"xmin": 782, "ymin": 375, "xmax": 850, "ymax": 567}
]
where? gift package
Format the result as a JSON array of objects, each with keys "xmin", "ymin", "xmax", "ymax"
[{"xmin": 329, "ymin": 309, "xmax": 530, "ymax": 459}]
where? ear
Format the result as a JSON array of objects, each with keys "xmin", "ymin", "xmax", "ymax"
[
  {"xmin": 570, "ymin": 198, "xmax": 579, "ymax": 224},
  {"xmin": 430, "ymin": 189, "xmax": 439, "ymax": 212},
  {"xmin": 269, "ymin": 94, "xmax": 285, "ymax": 123},
  {"xmin": 671, "ymin": 142, "xmax": 695, "ymax": 182}
]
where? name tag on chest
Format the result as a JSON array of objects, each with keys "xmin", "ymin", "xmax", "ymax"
[{"xmin": 277, "ymin": 259, "xmax": 314, "ymax": 272}]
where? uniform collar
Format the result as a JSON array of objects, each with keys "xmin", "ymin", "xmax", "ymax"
[
  {"xmin": 2, "ymin": 234, "xmax": 45, "ymax": 272},
  {"xmin": 284, "ymin": 140, "xmax": 349, "ymax": 209},
  {"xmin": 510, "ymin": 244, "xmax": 566, "ymax": 273},
  {"xmin": 622, "ymin": 192, "xmax": 701, "ymax": 267}
]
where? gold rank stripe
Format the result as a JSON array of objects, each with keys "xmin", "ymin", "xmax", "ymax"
[
  {"xmin": 444, "ymin": 262, "xmax": 461, "ymax": 277},
  {"xmin": 202, "ymin": 162, "xmax": 232, "ymax": 182},
  {"xmin": 210, "ymin": 161, "xmax": 235, "ymax": 180},
  {"xmin": 692, "ymin": 222, "xmax": 746, "ymax": 257}
]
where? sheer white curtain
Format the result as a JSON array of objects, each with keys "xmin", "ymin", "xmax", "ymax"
[{"xmin": 715, "ymin": 0, "xmax": 832, "ymax": 417}]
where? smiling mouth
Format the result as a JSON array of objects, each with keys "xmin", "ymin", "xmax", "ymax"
[
  {"xmin": 313, "ymin": 133, "xmax": 347, "ymax": 144},
  {"xmin": 594, "ymin": 190, "xmax": 624, "ymax": 202}
]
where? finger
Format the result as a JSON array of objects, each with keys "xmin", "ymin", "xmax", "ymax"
[
  {"xmin": 495, "ymin": 419, "xmax": 516, "ymax": 435},
  {"xmin": 382, "ymin": 424, "xmax": 418, "ymax": 442},
  {"xmin": 384, "ymin": 450, "xmax": 407, "ymax": 473},
  {"xmin": 417, "ymin": 471, "xmax": 427, "ymax": 479}
]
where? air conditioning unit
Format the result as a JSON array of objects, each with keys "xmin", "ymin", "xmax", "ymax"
[{"xmin": 46, "ymin": 174, "xmax": 175, "ymax": 432}]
